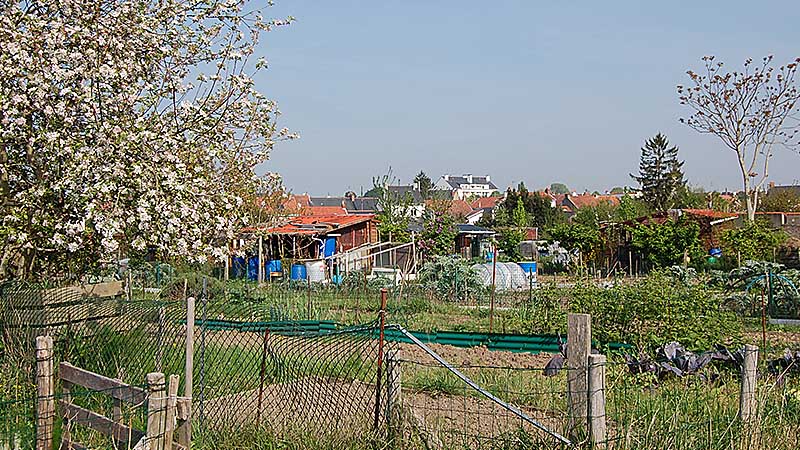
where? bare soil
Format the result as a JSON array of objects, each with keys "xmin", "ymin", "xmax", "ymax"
[{"xmin": 398, "ymin": 342, "xmax": 553, "ymax": 369}]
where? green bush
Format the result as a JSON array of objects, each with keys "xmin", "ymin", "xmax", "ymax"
[
  {"xmin": 566, "ymin": 272, "xmax": 742, "ymax": 350},
  {"xmin": 721, "ymin": 220, "xmax": 787, "ymax": 261}
]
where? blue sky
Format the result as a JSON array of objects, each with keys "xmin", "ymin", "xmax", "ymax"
[{"xmin": 255, "ymin": 1, "xmax": 800, "ymax": 196}]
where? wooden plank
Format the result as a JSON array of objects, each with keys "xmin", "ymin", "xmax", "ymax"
[
  {"xmin": 6, "ymin": 298, "xmax": 122, "ymax": 325},
  {"xmin": 59, "ymin": 363, "xmax": 146, "ymax": 405},
  {"xmin": 60, "ymin": 400, "xmax": 144, "ymax": 443}
]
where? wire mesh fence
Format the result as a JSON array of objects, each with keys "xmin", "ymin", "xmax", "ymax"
[{"xmin": 1, "ymin": 278, "xmax": 800, "ymax": 449}]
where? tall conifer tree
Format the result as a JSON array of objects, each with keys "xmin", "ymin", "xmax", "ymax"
[{"xmin": 631, "ymin": 134, "xmax": 686, "ymax": 212}]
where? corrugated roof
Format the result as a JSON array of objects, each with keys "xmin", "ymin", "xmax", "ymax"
[
  {"xmin": 456, "ymin": 224, "xmax": 495, "ymax": 234},
  {"xmin": 244, "ymin": 214, "xmax": 376, "ymax": 235}
]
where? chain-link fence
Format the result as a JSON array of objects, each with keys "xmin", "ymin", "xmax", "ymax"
[{"xmin": 2, "ymin": 278, "xmax": 800, "ymax": 449}]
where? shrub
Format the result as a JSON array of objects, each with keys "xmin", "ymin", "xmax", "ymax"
[
  {"xmin": 629, "ymin": 218, "xmax": 703, "ymax": 268},
  {"xmin": 721, "ymin": 220, "xmax": 787, "ymax": 261},
  {"xmin": 567, "ymin": 272, "xmax": 742, "ymax": 350},
  {"xmin": 417, "ymin": 256, "xmax": 483, "ymax": 301}
]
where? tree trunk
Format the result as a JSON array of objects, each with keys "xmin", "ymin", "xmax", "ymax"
[{"xmin": 741, "ymin": 160, "xmax": 755, "ymax": 222}]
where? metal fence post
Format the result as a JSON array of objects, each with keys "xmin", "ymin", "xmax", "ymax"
[
  {"xmin": 35, "ymin": 336, "xmax": 55, "ymax": 450},
  {"xmin": 386, "ymin": 349, "xmax": 402, "ymax": 437},
  {"xmin": 567, "ymin": 313, "xmax": 591, "ymax": 439},
  {"xmin": 588, "ymin": 353, "xmax": 607, "ymax": 448}
]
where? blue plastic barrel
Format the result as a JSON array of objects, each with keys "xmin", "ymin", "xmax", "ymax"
[
  {"xmin": 290, "ymin": 263, "xmax": 307, "ymax": 280},
  {"xmin": 517, "ymin": 261, "xmax": 537, "ymax": 275},
  {"xmin": 266, "ymin": 259, "xmax": 282, "ymax": 274},
  {"xmin": 324, "ymin": 237, "xmax": 336, "ymax": 258}
]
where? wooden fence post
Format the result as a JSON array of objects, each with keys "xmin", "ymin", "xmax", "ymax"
[
  {"xmin": 35, "ymin": 336, "xmax": 55, "ymax": 450},
  {"xmin": 386, "ymin": 349, "xmax": 402, "ymax": 436},
  {"xmin": 588, "ymin": 354, "xmax": 607, "ymax": 448},
  {"xmin": 146, "ymin": 372, "xmax": 167, "ymax": 450},
  {"xmin": 567, "ymin": 313, "xmax": 591, "ymax": 438},
  {"xmin": 739, "ymin": 344, "xmax": 758, "ymax": 422},
  {"xmin": 177, "ymin": 296, "xmax": 195, "ymax": 447},
  {"xmin": 164, "ymin": 375, "xmax": 180, "ymax": 446}
]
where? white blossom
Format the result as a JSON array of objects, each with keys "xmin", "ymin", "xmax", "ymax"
[{"xmin": 0, "ymin": 0, "xmax": 297, "ymax": 278}]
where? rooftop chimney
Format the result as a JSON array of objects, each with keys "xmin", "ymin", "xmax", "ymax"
[
  {"xmin": 485, "ymin": 175, "xmax": 490, "ymax": 182},
  {"xmin": 443, "ymin": 174, "xmax": 450, "ymax": 181},
  {"xmin": 466, "ymin": 174, "xmax": 473, "ymax": 183}
]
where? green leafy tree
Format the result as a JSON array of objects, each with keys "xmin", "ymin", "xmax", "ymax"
[
  {"xmin": 631, "ymin": 133, "xmax": 686, "ymax": 212},
  {"xmin": 549, "ymin": 182, "xmax": 570, "ymax": 195},
  {"xmin": 413, "ymin": 171, "xmax": 434, "ymax": 200},
  {"xmin": 496, "ymin": 198, "xmax": 528, "ymax": 261},
  {"xmin": 547, "ymin": 222, "xmax": 602, "ymax": 263},
  {"xmin": 373, "ymin": 169, "xmax": 412, "ymax": 242},
  {"xmin": 721, "ymin": 221, "xmax": 787, "ymax": 261},
  {"xmin": 495, "ymin": 183, "xmax": 561, "ymax": 229},
  {"xmin": 615, "ymin": 195, "xmax": 650, "ymax": 221},
  {"xmin": 673, "ymin": 186, "xmax": 707, "ymax": 209},
  {"xmin": 629, "ymin": 219, "xmax": 703, "ymax": 268}
]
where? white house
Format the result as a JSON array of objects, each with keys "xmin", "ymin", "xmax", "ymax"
[{"xmin": 434, "ymin": 174, "xmax": 498, "ymax": 200}]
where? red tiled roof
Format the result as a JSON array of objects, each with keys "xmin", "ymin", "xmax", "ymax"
[
  {"xmin": 682, "ymin": 209, "xmax": 738, "ymax": 219},
  {"xmin": 471, "ymin": 196, "xmax": 502, "ymax": 209},
  {"xmin": 281, "ymin": 194, "xmax": 311, "ymax": 212},
  {"xmin": 449, "ymin": 200, "xmax": 474, "ymax": 217},
  {"xmin": 566, "ymin": 194, "xmax": 621, "ymax": 209},
  {"xmin": 306, "ymin": 206, "xmax": 348, "ymax": 216}
]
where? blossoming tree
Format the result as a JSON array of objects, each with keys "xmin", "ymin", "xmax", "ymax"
[{"xmin": 0, "ymin": 0, "xmax": 296, "ymax": 279}]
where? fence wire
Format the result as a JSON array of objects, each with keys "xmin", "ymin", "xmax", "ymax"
[{"xmin": 2, "ymin": 278, "xmax": 800, "ymax": 450}]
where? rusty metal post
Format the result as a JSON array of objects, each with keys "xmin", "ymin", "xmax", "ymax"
[{"xmin": 257, "ymin": 328, "xmax": 271, "ymax": 427}]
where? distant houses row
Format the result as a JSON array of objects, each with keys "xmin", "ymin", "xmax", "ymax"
[{"xmin": 227, "ymin": 174, "xmax": 800, "ymax": 282}]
